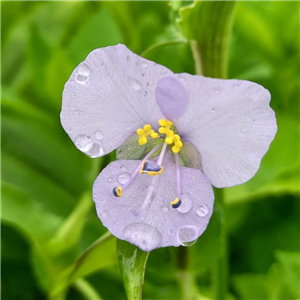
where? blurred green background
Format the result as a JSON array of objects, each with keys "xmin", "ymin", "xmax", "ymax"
[{"xmin": 1, "ymin": 1, "xmax": 299, "ymax": 300}]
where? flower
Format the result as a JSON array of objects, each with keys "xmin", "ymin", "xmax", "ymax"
[{"xmin": 61, "ymin": 44, "xmax": 277, "ymax": 252}]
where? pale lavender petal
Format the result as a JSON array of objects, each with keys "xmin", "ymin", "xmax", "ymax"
[
  {"xmin": 155, "ymin": 76, "xmax": 189, "ymax": 120},
  {"xmin": 93, "ymin": 151, "xmax": 214, "ymax": 252},
  {"xmin": 61, "ymin": 44, "xmax": 172, "ymax": 157},
  {"xmin": 174, "ymin": 74, "xmax": 277, "ymax": 187}
]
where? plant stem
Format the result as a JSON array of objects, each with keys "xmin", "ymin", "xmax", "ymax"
[
  {"xmin": 212, "ymin": 188, "xmax": 228, "ymax": 300},
  {"xmin": 73, "ymin": 278, "xmax": 103, "ymax": 300}
]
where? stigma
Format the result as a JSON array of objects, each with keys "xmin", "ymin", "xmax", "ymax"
[{"xmin": 113, "ymin": 186, "xmax": 123, "ymax": 197}]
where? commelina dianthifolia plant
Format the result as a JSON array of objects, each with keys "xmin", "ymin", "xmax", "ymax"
[{"xmin": 60, "ymin": 44, "xmax": 277, "ymax": 252}]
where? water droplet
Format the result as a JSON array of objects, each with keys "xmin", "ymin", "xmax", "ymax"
[
  {"xmin": 100, "ymin": 210, "xmax": 109, "ymax": 218},
  {"xmin": 94, "ymin": 131, "xmax": 103, "ymax": 140},
  {"xmin": 128, "ymin": 78, "xmax": 141, "ymax": 90},
  {"xmin": 76, "ymin": 63, "xmax": 90, "ymax": 84},
  {"xmin": 124, "ymin": 223, "xmax": 162, "ymax": 251},
  {"xmin": 182, "ymin": 239, "xmax": 198, "ymax": 247},
  {"xmin": 168, "ymin": 229, "xmax": 174, "ymax": 235},
  {"xmin": 86, "ymin": 143, "xmax": 104, "ymax": 158},
  {"xmin": 144, "ymin": 91, "xmax": 148, "ymax": 97},
  {"xmin": 121, "ymin": 166, "xmax": 127, "ymax": 172},
  {"xmin": 197, "ymin": 205, "xmax": 209, "ymax": 217},
  {"xmin": 211, "ymin": 107, "xmax": 216, "ymax": 113},
  {"xmin": 118, "ymin": 173, "xmax": 130, "ymax": 184},
  {"xmin": 177, "ymin": 194, "xmax": 193, "ymax": 213},
  {"xmin": 141, "ymin": 62, "xmax": 148, "ymax": 67},
  {"xmin": 74, "ymin": 110, "xmax": 81, "ymax": 117},
  {"xmin": 177, "ymin": 225, "xmax": 199, "ymax": 245},
  {"xmin": 107, "ymin": 177, "xmax": 113, "ymax": 183},
  {"xmin": 75, "ymin": 134, "xmax": 93, "ymax": 152}
]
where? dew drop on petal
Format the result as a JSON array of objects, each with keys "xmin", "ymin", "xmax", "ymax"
[
  {"xmin": 124, "ymin": 223, "xmax": 162, "ymax": 251},
  {"xmin": 177, "ymin": 194, "xmax": 192, "ymax": 213},
  {"xmin": 197, "ymin": 205, "xmax": 209, "ymax": 217},
  {"xmin": 182, "ymin": 239, "xmax": 198, "ymax": 247},
  {"xmin": 177, "ymin": 225, "xmax": 199, "ymax": 245},
  {"xmin": 75, "ymin": 134, "xmax": 93, "ymax": 152},
  {"xmin": 94, "ymin": 131, "xmax": 103, "ymax": 140},
  {"xmin": 128, "ymin": 78, "xmax": 141, "ymax": 90},
  {"xmin": 107, "ymin": 177, "xmax": 113, "ymax": 183},
  {"xmin": 74, "ymin": 110, "xmax": 81, "ymax": 117},
  {"xmin": 141, "ymin": 62, "xmax": 148, "ymax": 67},
  {"xmin": 118, "ymin": 173, "xmax": 130, "ymax": 184},
  {"xmin": 121, "ymin": 166, "xmax": 127, "ymax": 172},
  {"xmin": 86, "ymin": 143, "xmax": 104, "ymax": 158},
  {"xmin": 76, "ymin": 63, "xmax": 90, "ymax": 84}
]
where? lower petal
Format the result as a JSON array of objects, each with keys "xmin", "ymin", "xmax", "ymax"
[{"xmin": 93, "ymin": 152, "xmax": 214, "ymax": 252}]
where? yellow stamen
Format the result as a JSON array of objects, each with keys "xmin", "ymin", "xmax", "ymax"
[
  {"xmin": 159, "ymin": 119, "xmax": 166, "ymax": 126},
  {"xmin": 165, "ymin": 137, "xmax": 173, "ymax": 145},
  {"xmin": 143, "ymin": 124, "xmax": 152, "ymax": 131},
  {"xmin": 172, "ymin": 145, "xmax": 181, "ymax": 153},
  {"xmin": 151, "ymin": 132, "xmax": 158, "ymax": 138},
  {"xmin": 137, "ymin": 128, "xmax": 144, "ymax": 135},
  {"xmin": 139, "ymin": 136, "xmax": 147, "ymax": 145}
]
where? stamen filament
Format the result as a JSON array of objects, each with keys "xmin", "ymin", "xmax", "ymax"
[
  {"xmin": 157, "ymin": 142, "xmax": 168, "ymax": 166},
  {"xmin": 122, "ymin": 144, "xmax": 161, "ymax": 190},
  {"xmin": 175, "ymin": 153, "xmax": 181, "ymax": 197}
]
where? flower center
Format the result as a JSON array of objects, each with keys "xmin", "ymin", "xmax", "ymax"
[{"xmin": 112, "ymin": 119, "xmax": 183, "ymax": 212}]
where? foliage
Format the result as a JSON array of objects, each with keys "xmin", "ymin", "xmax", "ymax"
[{"xmin": 1, "ymin": 1, "xmax": 299, "ymax": 300}]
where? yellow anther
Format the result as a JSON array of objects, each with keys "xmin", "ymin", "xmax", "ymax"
[
  {"xmin": 159, "ymin": 119, "xmax": 167, "ymax": 126},
  {"xmin": 113, "ymin": 186, "xmax": 123, "ymax": 197},
  {"xmin": 139, "ymin": 136, "xmax": 147, "ymax": 145},
  {"xmin": 172, "ymin": 145, "xmax": 181, "ymax": 153},
  {"xmin": 166, "ymin": 120, "xmax": 173, "ymax": 127},
  {"xmin": 143, "ymin": 124, "xmax": 152, "ymax": 131},
  {"xmin": 151, "ymin": 132, "xmax": 158, "ymax": 139},
  {"xmin": 137, "ymin": 128, "xmax": 144, "ymax": 135},
  {"xmin": 165, "ymin": 137, "xmax": 174, "ymax": 145},
  {"xmin": 175, "ymin": 140, "xmax": 183, "ymax": 148},
  {"xmin": 173, "ymin": 134, "xmax": 181, "ymax": 142},
  {"xmin": 166, "ymin": 130, "xmax": 174, "ymax": 137},
  {"xmin": 159, "ymin": 127, "xmax": 166, "ymax": 134},
  {"xmin": 145, "ymin": 167, "xmax": 164, "ymax": 176}
]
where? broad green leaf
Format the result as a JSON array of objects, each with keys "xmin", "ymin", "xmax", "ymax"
[
  {"xmin": 232, "ymin": 274, "xmax": 268, "ymax": 300},
  {"xmin": 51, "ymin": 232, "xmax": 116, "ymax": 296},
  {"xmin": 68, "ymin": 7, "xmax": 123, "ymax": 65},
  {"xmin": 48, "ymin": 192, "xmax": 93, "ymax": 256},
  {"xmin": 117, "ymin": 239, "xmax": 149, "ymax": 300},
  {"xmin": 177, "ymin": 1, "xmax": 236, "ymax": 78},
  {"xmin": 1, "ymin": 181, "xmax": 61, "ymax": 291},
  {"xmin": 266, "ymin": 251, "xmax": 300, "ymax": 300}
]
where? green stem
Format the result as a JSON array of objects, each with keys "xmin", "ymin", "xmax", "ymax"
[
  {"xmin": 140, "ymin": 39, "xmax": 187, "ymax": 58},
  {"xmin": 190, "ymin": 40, "xmax": 203, "ymax": 75},
  {"xmin": 73, "ymin": 278, "xmax": 103, "ymax": 300},
  {"xmin": 212, "ymin": 188, "xmax": 228, "ymax": 300}
]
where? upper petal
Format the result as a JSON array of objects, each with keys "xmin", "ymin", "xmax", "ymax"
[
  {"xmin": 61, "ymin": 44, "xmax": 172, "ymax": 157},
  {"xmin": 155, "ymin": 76, "xmax": 189, "ymax": 120},
  {"xmin": 174, "ymin": 74, "xmax": 277, "ymax": 187},
  {"xmin": 93, "ymin": 152, "xmax": 214, "ymax": 252}
]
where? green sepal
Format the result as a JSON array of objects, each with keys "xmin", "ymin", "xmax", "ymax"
[{"xmin": 117, "ymin": 134, "xmax": 163, "ymax": 160}]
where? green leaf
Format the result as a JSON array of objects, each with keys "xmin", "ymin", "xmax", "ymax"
[
  {"xmin": 48, "ymin": 192, "xmax": 93, "ymax": 256},
  {"xmin": 68, "ymin": 7, "xmax": 123, "ymax": 65},
  {"xmin": 266, "ymin": 251, "xmax": 300, "ymax": 300},
  {"xmin": 117, "ymin": 239, "xmax": 149, "ymax": 300},
  {"xmin": 177, "ymin": 1, "xmax": 236, "ymax": 78},
  {"xmin": 233, "ymin": 274, "xmax": 268, "ymax": 300},
  {"xmin": 51, "ymin": 232, "xmax": 116, "ymax": 297}
]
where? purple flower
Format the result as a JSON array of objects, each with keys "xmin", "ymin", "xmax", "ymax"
[{"xmin": 61, "ymin": 44, "xmax": 277, "ymax": 252}]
